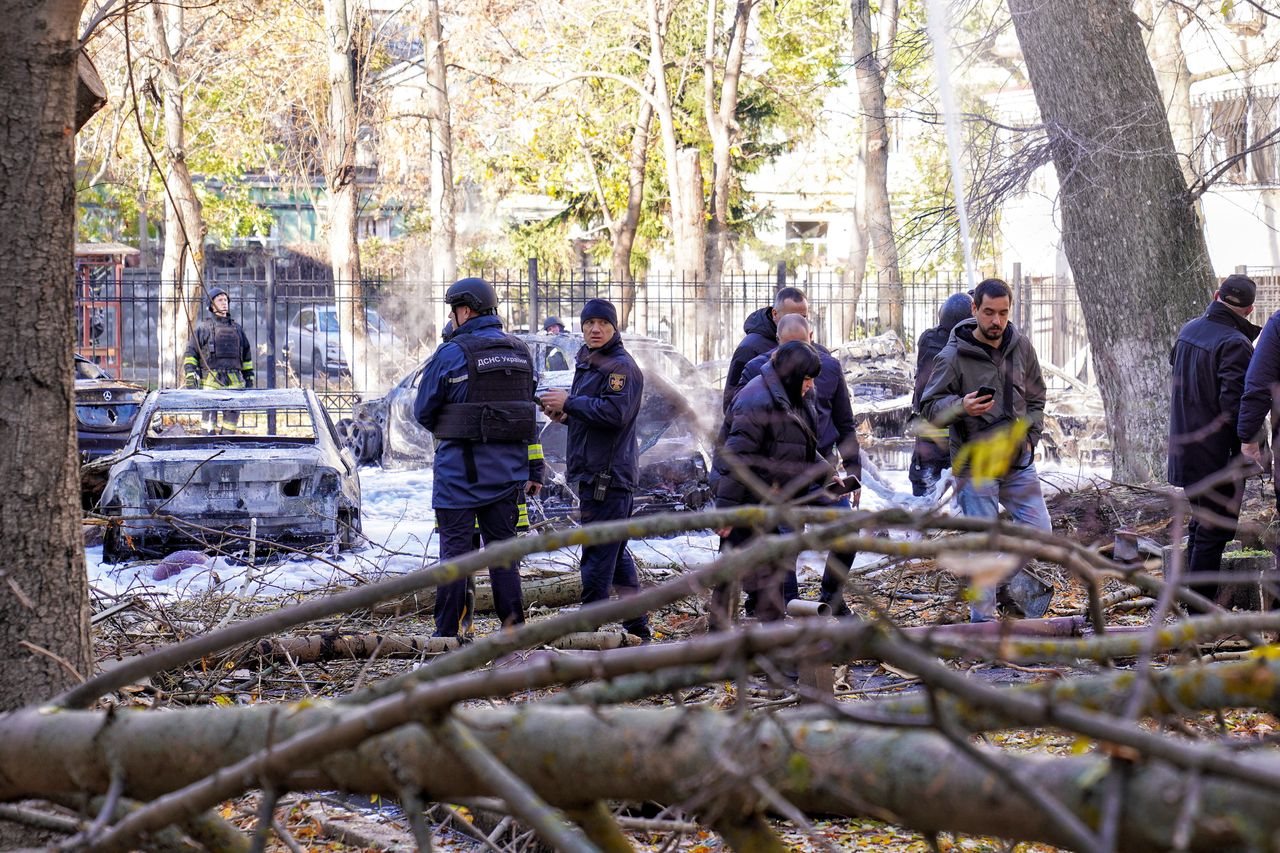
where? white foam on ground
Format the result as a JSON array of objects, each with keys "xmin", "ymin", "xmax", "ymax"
[{"xmin": 86, "ymin": 458, "xmax": 1113, "ymax": 601}]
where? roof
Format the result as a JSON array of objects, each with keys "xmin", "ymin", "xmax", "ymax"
[
  {"xmin": 148, "ymin": 388, "xmax": 313, "ymax": 410},
  {"xmin": 75, "ymin": 242, "xmax": 139, "ymax": 257}
]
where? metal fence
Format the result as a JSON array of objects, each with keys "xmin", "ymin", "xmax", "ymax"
[{"xmin": 75, "ymin": 262, "xmax": 1092, "ymax": 416}]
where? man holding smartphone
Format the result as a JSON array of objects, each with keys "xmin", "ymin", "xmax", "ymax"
[
  {"xmin": 538, "ymin": 298, "xmax": 651, "ymax": 641},
  {"xmin": 919, "ymin": 277, "xmax": 1051, "ymax": 621}
]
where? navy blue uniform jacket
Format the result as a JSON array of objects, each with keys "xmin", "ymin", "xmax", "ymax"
[
  {"xmin": 1238, "ymin": 308, "xmax": 1280, "ymax": 446},
  {"xmin": 414, "ymin": 315, "xmax": 531, "ymax": 509},
  {"xmin": 565, "ymin": 333, "xmax": 644, "ymax": 491},
  {"xmin": 1168, "ymin": 300, "xmax": 1259, "ymax": 486}
]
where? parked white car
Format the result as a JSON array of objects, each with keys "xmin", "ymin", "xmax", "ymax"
[{"xmin": 281, "ymin": 306, "xmax": 402, "ymax": 376}]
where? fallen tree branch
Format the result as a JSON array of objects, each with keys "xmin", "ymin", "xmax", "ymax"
[{"xmin": 4, "ymin": 704, "xmax": 1279, "ymax": 851}]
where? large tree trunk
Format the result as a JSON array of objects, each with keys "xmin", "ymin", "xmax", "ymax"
[
  {"xmin": 647, "ymin": 0, "xmax": 707, "ymax": 355},
  {"xmin": 4, "ymin": 703, "xmax": 1280, "ymax": 851},
  {"xmin": 322, "ymin": 0, "xmax": 370, "ymax": 389},
  {"xmin": 423, "ymin": 0, "xmax": 455, "ymax": 296},
  {"xmin": 842, "ymin": 146, "xmax": 869, "ymax": 341},
  {"xmin": 0, "ymin": 0, "xmax": 91, "ymax": 710},
  {"xmin": 852, "ymin": 0, "xmax": 902, "ymax": 338},
  {"xmin": 703, "ymin": 0, "xmax": 755, "ymax": 355},
  {"xmin": 612, "ymin": 81, "xmax": 655, "ymax": 331},
  {"xmin": 1007, "ymin": 0, "xmax": 1213, "ymax": 482},
  {"xmin": 145, "ymin": 0, "xmax": 205, "ymax": 388}
]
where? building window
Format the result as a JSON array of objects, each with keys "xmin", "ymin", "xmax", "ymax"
[{"xmin": 1195, "ymin": 87, "xmax": 1280, "ymax": 186}]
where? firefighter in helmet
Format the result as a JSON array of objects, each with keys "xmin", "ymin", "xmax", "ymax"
[
  {"xmin": 183, "ymin": 288, "xmax": 255, "ymax": 390},
  {"xmin": 414, "ymin": 277, "xmax": 543, "ymax": 639}
]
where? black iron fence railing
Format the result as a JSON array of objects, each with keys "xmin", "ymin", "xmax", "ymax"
[{"xmin": 75, "ymin": 264, "xmax": 1091, "ymax": 417}]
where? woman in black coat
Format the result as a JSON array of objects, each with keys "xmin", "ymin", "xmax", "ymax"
[{"xmin": 711, "ymin": 341, "xmax": 831, "ymax": 627}]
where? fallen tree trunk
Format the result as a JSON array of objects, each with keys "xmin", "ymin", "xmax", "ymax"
[
  {"xmin": 255, "ymin": 633, "xmax": 459, "ymax": 663},
  {"xmin": 373, "ymin": 572, "xmax": 584, "ymax": 617},
  {"xmin": 1, "ymin": 704, "xmax": 1276, "ymax": 852},
  {"xmin": 254, "ymin": 630, "xmax": 640, "ymax": 663}
]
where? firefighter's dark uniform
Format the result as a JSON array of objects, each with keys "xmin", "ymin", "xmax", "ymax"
[
  {"xmin": 562, "ymin": 300, "xmax": 649, "ymax": 639},
  {"xmin": 414, "ymin": 312, "xmax": 539, "ymax": 638},
  {"xmin": 183, "ymin": 288, "xmax": 255, "ymax": 390}
]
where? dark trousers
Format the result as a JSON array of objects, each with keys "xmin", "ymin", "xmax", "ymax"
[
  {"xmin": 577, "ymin": 486, "xmax": 650, "ymax": 637},
  {"xmin": 1186, "ymin": 476, "xmax": 1244, "ymax": 602},
  {"xmin": 820, "ymin": 495, "xmax": 857, "ymax": 612},
  {"xmin": 710, "ymin": 523, "xmax": 796, "ymax": 629},
  {"xmin": 909, "ymin": 438, "xmax": 947, "ymax": 496},
  {"xmin": 433, "ymin": 496, "xmax": 525, "ymax": 638}
]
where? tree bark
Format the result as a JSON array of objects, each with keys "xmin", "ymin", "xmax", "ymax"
[
  {"xmin": 0, "ymin": 0, "xmax": 91, "ymax": 709},
  {"xmin": 851, "ymin": 0, "xmax": 902, "ymax": 337},
  {"xmin": 422, "ymin": 0, "xmax": 456, "ymax": 295},
  {"xmin": 612, "ymin": 80, "xmax": 655, "ymax": 331},
  {"xmin": 145, "ymin": 0, "xmax": 206, "ymax": 388},
  {"xmin": 647, "ymin": 0, "xmax": 707, "ymax": 356},
  {"xmin": 322, "ymin": 0, "xmax": 369, "ymax": 387},
  {"xmin": 1007, "ymin": 0, "xmax": 1214, "ymax": 482},
  {"xmin": 703, "ymin": 0, "xmax": 755, "ymax": 356},
  {"xmin": 4, "ymin": 704, "xmax": 1279, "ymax": 851}
]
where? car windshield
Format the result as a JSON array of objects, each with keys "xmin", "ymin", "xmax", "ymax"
[
  {"xmin": 75, "ymin": 358, "xmax": 109, "ymax": 380},
  {"xmin": 143, "ymin": 406, "xmax": 317, "ymax": 447}
]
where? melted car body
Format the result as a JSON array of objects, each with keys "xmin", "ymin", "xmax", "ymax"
[
  {"xmin": 99, "ymin": 388, "xmax": 361, "ymax": 561},
  {"xmin": 349, "ymin": 332, "xmax": 714, "ymax": 520},
  {"xmin": 75, "ymin": 354, "xmax": 147, "ymax": 463}
]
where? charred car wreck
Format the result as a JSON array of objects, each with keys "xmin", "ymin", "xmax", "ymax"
[
  {"xmin": 100, "ymin": 388, "xmax": 362, "ymax": 562},
  {"xmin": 349, "ymin": 332, "xmax": 713, "ymax": 521}
]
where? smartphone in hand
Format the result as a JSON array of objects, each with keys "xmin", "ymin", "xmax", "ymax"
[{"xmin": 975, "ymin": 385, "xmax": 997, "ymax": 400}]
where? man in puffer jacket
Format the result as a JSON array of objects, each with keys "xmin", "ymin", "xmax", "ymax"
[
  {"xmin": 712, "ymin": 341, "xmax": 836, "ymax": 626},
  {"xmin": 909, "ymin": 292, "xmax": 973, "ymax": 495},
  {"xmin": 919, "ymin": 278, "xmax": 1051, "ymax": 621}
]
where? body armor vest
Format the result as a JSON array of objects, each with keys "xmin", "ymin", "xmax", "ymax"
[
  {"xmin": 208, "ymin": 319, "xmax": 243, "ymax": 372},
  {"xmin": 430, "ymin": 333, "xmax": 537, "ymax": 443}
]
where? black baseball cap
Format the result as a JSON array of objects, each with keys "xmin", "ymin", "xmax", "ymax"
[{"xmin": 1219, "ymin": 274, "xmax": 1257, "ymax": 308}]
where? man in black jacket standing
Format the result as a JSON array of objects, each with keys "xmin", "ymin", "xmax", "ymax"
[
  {"xmin": 539, "ymin": 298, "xmax": 650, "ymax": 641},
  {"xmin": 723, "ymin": 286, "xmax": 807, "ymax": 410},
  {"xmin": 1170, "ymin": 274, "xmax": 1260, "ymax": 599},
  {"xmin": 909, "ymin": 293, "xmax": 973, "ymax": 495}
]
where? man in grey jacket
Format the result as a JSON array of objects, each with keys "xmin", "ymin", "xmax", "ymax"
[{"xmin": 919, "ymin": 277, "xmax": 1051, "ymax": 620}]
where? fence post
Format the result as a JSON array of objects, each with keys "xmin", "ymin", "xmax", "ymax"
[
  {"xmin": 528, "ymin": 257, "xmax": 540, "ymax": 333},
  {"xmin": 1012, "ymin": 261, "xmax": 1025, "ymax": 330},
  {"xmin": 265, "ymin": 255, "xmax": 277, "ymax": 391},
  {"xmin": 776, "ymin": 260, "xmax": 786, "ymax": 291}
]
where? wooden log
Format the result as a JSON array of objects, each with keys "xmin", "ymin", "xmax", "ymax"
[
  {"xmin": 374, "ymin": 568, "xmax": 673, "ymax": 618},
  {"xmin": 254, "ymin": 632, "xmax": 458, "ymax": 663}
]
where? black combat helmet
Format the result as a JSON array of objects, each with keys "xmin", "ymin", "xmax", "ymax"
[
  {"xmin": 444, "ymin": 277, "xmax": 498, "ymax": 314},
  {"xmin": 543, "ymin": 316, "xmax": 564, "ymax": 332}
]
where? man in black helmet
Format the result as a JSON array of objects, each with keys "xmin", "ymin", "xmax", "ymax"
[
  {"xmin": 414, "ymin": 277, "xmax": 543, "ymax": 639},
  {"xmin": 540, "ymin": 317, "xmax": 569, "ymax": 371},
  {"xmin": 183, "ymin": 287, "xmax": 255, "ymax": 390}
]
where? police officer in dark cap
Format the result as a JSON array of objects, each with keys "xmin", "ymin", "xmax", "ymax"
[
  {"xmin": 415, "ymin": 277, "xmax": 543, "ymax": 639},
  {"xmin": 183, "ymin": 287, "xmax": 255, "ymax": 390},
  {"xmin": 539, "ymin": 297, "xmax": 651, "ymax": 641}
]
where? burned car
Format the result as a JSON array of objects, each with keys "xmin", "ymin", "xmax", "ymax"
[
  {"xmin": 75, "ymin": 354, "xmax": 147, "ymax": 463},
  {"xmin": 99, "ymin": 388, "xmax": 361, "ymax": 562},
  {"xmin": 348, "ymin": 332, "xmax": 714, "ymax": 520}
]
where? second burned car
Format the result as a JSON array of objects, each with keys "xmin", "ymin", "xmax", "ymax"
[{"xmin": 348, "ymin": 332, "xmax": 714, "ymax": 520}]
